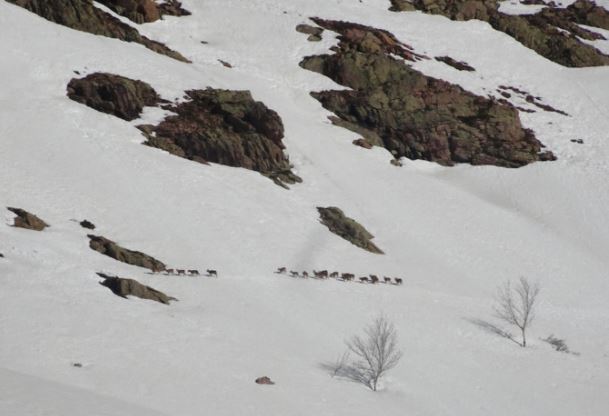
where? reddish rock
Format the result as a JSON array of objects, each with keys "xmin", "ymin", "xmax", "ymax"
[{"xmin": 7, "ymin": 207, "xmax": 49, "ymax": 231}]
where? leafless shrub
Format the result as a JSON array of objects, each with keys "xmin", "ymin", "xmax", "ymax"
[
  {"xmin": 345, "ymin": 315, "xmax": 402, "ymax": 391},
  {"xmin": 494, "ymin": 277, "xmax": 540, "ymax": 347}
]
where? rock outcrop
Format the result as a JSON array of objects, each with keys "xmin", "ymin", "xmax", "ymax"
[
  {"xmin": 5, "ymin": 0, "xmax": 189, "ymax": 62},
  {"xmin": 67, "ymin": 73, "xmax": 160, "ymax": 121},
  {"xmin": 7, "ymin": 207, "xmax": 49, "ymax": 231},
  {"xmin": 317, "ymin": 207, "xmax": 384, "ymax": 254},
  {"xmin": 98, "ymin": 272, "xmax": 176, "ymax": 304},
  {"xmin": 300, "ymin": 19, "xmax": 555, "ymax": 167},
  {"xmin": 390, "ymin": 0, "xmax": 609, "ymax": 67},
  {"xmin": 144, "ymin": 88, "xmax": 302, "ymax": 187},
  {"xmin": 88, "ymin": 234, "xmax": 166, "ymax": 272},
  {"xmin": 96, "ymin": 0, "xmax": 191, "ymax": 24},
  {"xmin": 66, "ymin": 72, "xmax": 301, "ymax": 187},
  {"xmin": 296, "ymin": 23, "xmax": 324, "ymax": 41}
]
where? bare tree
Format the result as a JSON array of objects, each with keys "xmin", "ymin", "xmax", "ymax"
[
  {"xmin": 494, "ymin": 277, "xmax": 540, "ymax": 347},
  {"xmin": 344, "ymin": 315, "xmax": 403, "ymax": 391}
]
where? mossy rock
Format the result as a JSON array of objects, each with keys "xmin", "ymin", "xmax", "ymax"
[
  {"xmin": 7, "ymin": 207, "xmax": 48, "ymax": 231},
  {"xmin": 317, "ymin": 207, "xmax": 384, "ymax": 254},
  {"xmin": 98, "ymin": 273, "xmax": 176, "ymax": 304},
  {"xmin": 88, "ymin": 235, "xmax": 166, "ymax": 272}
]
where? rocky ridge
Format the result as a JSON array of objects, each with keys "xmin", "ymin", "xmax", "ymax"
[{"xmin": 300, "ymin": 18, "xmax": 555, "ymax": 167}]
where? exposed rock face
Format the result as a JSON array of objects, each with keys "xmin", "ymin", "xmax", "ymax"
[
  {"xmin": 7, "ymin": 207, "xmax": 49, "ymax": 231},
  {"xmin": 300, "ymin": 19, "xmax": 555, "ymax": 167},
  {"xmin": 317, "ymin": 207, "xmax": 383, "ymax": 254},
  {"xmin": 88, "ymin": 234, "xmax": 166, "ymax": 272},
  {"xmin": 435, "ymin": 56, "xmax": 475, "ymax": 71},
  {"xmin": 145, "ymin": 88, "xmax": 302, "ymax": 187},
  {"xmin": 67, "ymin": 73, "xmax": 160, "ymax": 121},
  {"xmin": 390, "ymin": 0, "xmax": 609, "ymax": 67},
  {"xmin": 5, "ymin": 0, "xmax": 189, "ymax": 62},
  {"xmin": 98, "ymin": 273, "xmax": 176, "ymax": 304},
  {"xmin": 67, "ymin": 73, "xmax": 300, "ymax": 187},
  {"xmin": 96, "ymin": 0, "xmax": 191, "ymax": 23}
]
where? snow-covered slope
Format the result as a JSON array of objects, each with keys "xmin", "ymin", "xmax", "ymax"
[{"xmin": 1, "ymin": 1, "xmax": 609, "ymax": 415}]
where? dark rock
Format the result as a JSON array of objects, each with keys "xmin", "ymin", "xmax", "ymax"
[
  {"xmin": 317, "ymin": 207, "xmax": 384, "ymax": 254},
  {"xmin": 67, "ymin": 72, "xmax": 301, "ymax": 187},
  {"xmin": 7, "ymin": 207, "xmax": 49, "ymax": 231},
  {"xmin": 391, "ymin": 0, "xmax": 609, "ymax": 67},
  {"xmin": 5, "ymin": 0, "xmax": 189, "ymax": 62},
  {"xmin": 435, "ymin": 56, "xmax": 475, "ymax": 71},
  {"xmin": 255, "ymin": 376, "xmax": 275, "ymax": 385},
  {"xmin": 144, "ymin": 88, "xmax": 302, "ymax": 187},
  {"xmin": 218, "ymin": 59, "xmax": 233, "ymax": 68},
  {"xmin": 67, "ymin": 73, "xmax": 160, "ymax": 121},
  {"xmin": 96, "ymin": 0, "xmax": 191, "ymax": 23},
  {"xmin": 300, "ymin": 19, "xmax": 555, "ymax": 168},
  {"xmin": 0, "ymin": 253, "xmax": 4, "ymax": 258},
  {"xmin": 88, "ymin": 235, "xmax": 166, "ymax": 272},
  {"xmin": 97, "ymin": 272, "xmax": 176, "ymax": 304},
  {"xmin": 80, "ymin": 219, "xmax": 96, "ymax": 230}
]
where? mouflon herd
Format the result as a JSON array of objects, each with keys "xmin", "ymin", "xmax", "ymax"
[
  {"xmin": 275, "ymin": 267, "xmax": 403, "ymax": 285},
  {"xmin": 158, "ymin": 269, "xmax": 218, "ymax": 277}
]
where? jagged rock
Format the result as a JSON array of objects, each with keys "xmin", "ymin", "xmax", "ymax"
[
  {"xmin": 80, "ymin": 219, "xmax": 96, "ymax": 230},
  {"xmin": 66, "ymin": 72, "xmax": 300, "ymax": 187},
  {"xmin": 67, "ymin": 73, "xmax": 160, "ymax": 121},
  {"xmin": 88, "ymin": 234, "xmax": 166, "ymax": 272},
  {"xmin": 391, "ymin": 0, "xmax": 609, "ymax": 67},
  {"xmin": 144, "ymin": 88, "xmax": 302, "ymax": 187},
  {"xmin": 5, "ymin": 0, "xmax": 189, "ymax": 62},
  {"xmin": 97, "ymin": 0, "xmax": 191, "ymax": 23},
  {"xmin": 317, "ymin": 207, "xmax": 384, "ymax": 254},
  {"xmin": 97, "ymin": 273, "xmax": 176, "ymax": 304},
  {"xmin": 300, "ymin": 19, "xmax": 555, "ymax": 167},
  {"xmin": 7, "ymin": 207, "xmax": 49, "ymax": 231},
  {"xmin": 435, "ymin": 56, "xmax": 475, "ymax": 71},
  {"xmin": 255, "ymin": 376, "xmax": 275, "ymax": 385}
]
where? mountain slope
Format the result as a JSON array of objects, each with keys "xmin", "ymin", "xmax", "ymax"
[{"xmin": 1, "ymin": 1, "xmax": 609, "ymax": 415}]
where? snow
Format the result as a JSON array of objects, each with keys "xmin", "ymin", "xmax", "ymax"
[{"xmin": 1, "ymin": 0, "xmax": 609, "ymax": 415}]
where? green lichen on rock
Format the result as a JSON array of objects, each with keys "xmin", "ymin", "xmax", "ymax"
[
  {"xmin": 98, "ymin": 273, "xmax": 177, "ymax": 304},
  {"xmin": 88, "ymin": 234, "xmax": 166, "ymax": 272},
  {"xmin": 300, "ymin": 19, "xmax": 555, "ymax": 167},
  {"xmin": 67, "ymin": 73, "xmax": 160, "ymax": 121},
  {"xmin": 7, "ymin": 207, "xmax": 49, "ymax": 231},
  {"xmin": 390, "ymin": 0, "xmax": 609, "ymax": 67},
  {"xmin": 5, "ymin": 0, "xmax": 189, "ymax": 62},
  {"xmin": 317, "ymin": 207, "xmax": 384, "ymax": 254}
]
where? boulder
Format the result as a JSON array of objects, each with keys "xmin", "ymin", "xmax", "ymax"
[
  {"xmin": 67, "ymin": 73, "xmax": 160, "ymax": 121},
  {"xmin": 98, "ymin": 273, "xmax": 176, "ymax": 304},
  {"xmin": 317, "ymin": 207, "xmax": 384, "ymax": 254},
  {"xmin": 7, "ymin": 207, "xmax": 49, "ymax": 231},
  {"xmin": 88, "ymin": 234, "xmax": 166, "ymax": 272},
  {"xmin": 300, "ymin": 19, "xmax": 555, "ymax": 168},
  {"xmin": 80, "ymin": 220, "xmax": 96, "ymax": 230},
  {"xmin": 435, "ymin": 56, "xmax": 475, "ymax": 71}
]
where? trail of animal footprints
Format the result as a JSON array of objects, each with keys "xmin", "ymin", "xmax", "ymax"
[
  {"xmin": 157, "ymin": 268, "xmax": 218, "ymax": 277},
  {"xmin": 275, "ymin": 267, "xmax": 403, "ymax": 285}
]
